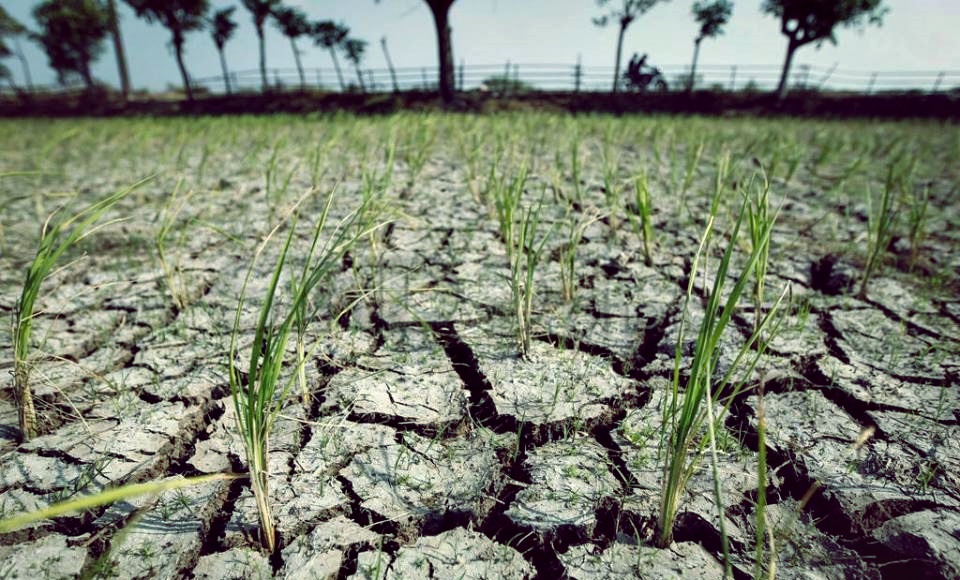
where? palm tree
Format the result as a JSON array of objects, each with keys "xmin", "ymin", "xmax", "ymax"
[
  {"xmin": 0, "ymin": 5, "xmax": 30, "ymax": 90},
  {"xmin": 125, "ymin": 0, "xmax": 209, "ymax": 101},
  {"xmin": 32, "ymin": 0, "xmax": 111, "ymax": 91},
  {"xmin": 209, "ymin": 7, "xmax": 237, "ymax": 94},
  {"xmin": 374, "ymin": 0, "xmax": 457, "ymax": 102},
  {"xmin": 272, "ymin": 6, "xmax": 311, "ymax": 89},
  {"xmin": 342, "ymin": 38, "xmax": 367, "ymax": 92},
  {"xmin": 241, "ymin": 0, "xmax": 282, "ymax": 91},
  {"xmin": 105, "ymin": 0, "xmax": 131, "ymax": 98},
  {"xmin": 311, "ymin": 20, "xmax": 348, "ymax": 91},
  {"xmin": 594, "ymin": 0, "xmax": 670, "ymax": 93},
  {"xmin": 688, "ymin": 0, "xmax": 732, "ymax": 93}
]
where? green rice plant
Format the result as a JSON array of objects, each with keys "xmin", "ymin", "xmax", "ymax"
[
  {"xmin": 493, "ymin": 164, "xmax": 527, "ymax": 261},
  {"xmin": 559, "ymin": 206, "xmax": 598, "ymax": 302},
  {"xmin": 229, "ymin": 190, "xmax": 386, "ymax": 552},
  {"xmin": 905, "ymin": 182, "xmax": 930, "ymax": 272},
  {"xmin": 627, "ymin": 169, "xmax": 655, "ymax": 267},
  {"xmin": 753, "ymin": 375, "xmax": 772, "ymax": 579},
  {"xmin": 858, "ymin": 162, "xmax": 899, "ymax": 299},
  {"xmin": 155, "ymin": 178, "xmax": 192, "ymax": 311},
  {"xmin": 745, "ymin": 168, "xmax": 772, "ymax": 335},
  {"xmin": 600, "ymin": 142, "xmax": 624, "ymax": 233},
  {"xmin": 680, "ymin": 138, "xmax": 705, "ymax": 196},
  {"xmin": 569, "ymin": 135, "xmax": 583, "ymax": 203},
  {"xmin": 11, "ymin": 181, "xmax": 146, "ymax": 441},
  {"xmin": 399, "ymin": 117, "xmax": 435, "ymax": 190},
  {"xmin": 657, "ymin": 183, "xmax": 787, "ymax": 550},
  {"xmin": 508, "ymin": 195, "xmax": 552, "ymax": 358}
]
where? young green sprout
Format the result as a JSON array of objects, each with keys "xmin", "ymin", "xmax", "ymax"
[
  {"xmin": 493, "ymin": 164, "xmax": 527, "ymax": 262},
  {"xmin": 559, "ymin": 206, "xmax": 598, "ymax": 303},
  {"xmin": 510, "ymin": 195, "xmax": 552, "ymax": 358},
  {"xmin": 155, "ymin": 178, "xmax": 192, "ymax": 311},
  {"xmin": 229, "ymin": 189, "xmax": 386, "ymax": 552},
  {"xmin": 906, "ymin": 181, "xmax": 930, "ymax": 273},
  {"xmin": 746, "ymin": 166, "xmax": 772, "ymax": 336},
  {"xmin": 628, "ymin": 169, "xmax": 655, "ymax": 267},
  {"xmin": 657, "ymin": 176, "xmax": 787, "ymax": 551},
  {"xmin": 858, "ymin": 161, "xmax": 900, "ymax": 299},
  {"xmin": 11, "ymin": 180, "xmax": 146, "ymax": 441}
]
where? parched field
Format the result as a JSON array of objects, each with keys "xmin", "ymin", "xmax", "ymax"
[{"xmin": 0, "ymin": 113, "xmax": 958, "ymax": 579}]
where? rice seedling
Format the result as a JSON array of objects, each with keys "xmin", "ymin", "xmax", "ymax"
[
  {"xmin": 657, "ymin": 171, "xmax": 787, "ymax": 550},
  {"xmin": 903, "ymin": 183, "xmax": 929, "ymax": 273},
  {"xmin": 510, "ymin": 197, "xmax": 552, "ymax": 358},
  {"xmin": 627, "ymin": 169, "xmax": 655, "ymax": 267},
  {"xmin": 753, "ymin": 374, "xmax": 776, "ymax": 580},
  {"xmin": 569, "ymin": 134, "xmax": 584, "ymax": 203},
  {"xmin": 745, "ymin": 167, "xmax": 772, "ymax": 335},
  {"xmin": 857, "ymin": 161, "xmax": 900, "ymax": 299},
  {"xmin": 398, "ymin": 116, "xmax": 436, "ymax": 190},
  {"xmin": 559, "ymin": 205, "xmax": 598, "ymax": 303},
  {"xmin": 680, "ymin": 138, "xmax": 705, "ymax": 197},
  {"xmin": 600, "ymin": 138, "xmax": 624, "ymax": 233},
  {"xmin": 11, "ymin": 180, "xmax": 147, "ymax": 441},
  {"xmin": 492, "ymin": 163, "xmax": 527, "ymax": 261},
  {"xmin": 155, "ymin": 178, "xmax": 192, "ymax": 311},
  {"xmin": 229, "ymin": 189, "xmax": 387, "ymax": 552}
]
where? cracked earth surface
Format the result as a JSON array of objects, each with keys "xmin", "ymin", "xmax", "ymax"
[{"xmin": 0, "ymin": 114, "xmax": 958, "ymax": 578}]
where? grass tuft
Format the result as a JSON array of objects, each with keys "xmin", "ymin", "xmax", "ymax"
[
  {"xmin": 228, "ymin": 188, "xmax": 387, "ymax": 552},
  {"xmin": 11, "ymin": 179, "xmax": 148, "ymax": 441}
]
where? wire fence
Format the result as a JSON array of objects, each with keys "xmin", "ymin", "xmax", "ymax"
[
  {"xmin": 5, "ymin": 61, "xmax": 959, "ymax": 96},
  {"xmin": 195, "ymin": 62, "xmax": 960, "ymax": 95}
]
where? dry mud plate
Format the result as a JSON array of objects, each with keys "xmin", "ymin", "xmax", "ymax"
[{"xmin": 1, "ymin": 114, "xmax": 958, "ymax": 579}]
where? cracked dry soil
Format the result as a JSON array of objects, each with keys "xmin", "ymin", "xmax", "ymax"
[{"xmin": 0, "ymin": 114, "xmax": 958, "ymax": 579}]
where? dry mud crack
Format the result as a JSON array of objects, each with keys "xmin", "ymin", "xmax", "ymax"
[{"xmin": 1, "ymin": 114, "xmax": 959, "ymax": 578}]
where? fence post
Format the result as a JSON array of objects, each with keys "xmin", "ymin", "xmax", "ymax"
[
  {"xmin": 459, "ymin": 59, "xmax": 465, "ymax": 91},
  {"xmin": 503, "ymin": 60, "xmax": 511, "ymax": 96},
  {"xmin": 932, "ymin": 71, "xmax": 945, "ymax": 93},
  {"xmin": 421, "ymin": 68, "xmax": 428, "ymax": 90},
  {"xmin": 316, "ymin": 69, "xmax": 322, "ymax": 89},
  {"xmin": 574, "ymin": 54, "xmax": 582, "ymax": 93},
  {"xmin": 513, "ymin": 64, "xmax": 520, "ymax": 92},
  {"xmin": 729, "ymin": 65, "xmax": 737, "ymax": 91},
  {"xmin": 866, "ymin": 72, "xmax": 877, "ymax": 94}
]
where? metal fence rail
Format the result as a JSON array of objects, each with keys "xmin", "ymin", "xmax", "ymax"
[{"xmin": 5, "ymin": 62, "xmax": 959, "ymax": 96}]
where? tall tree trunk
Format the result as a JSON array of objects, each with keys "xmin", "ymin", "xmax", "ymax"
[
  {"xmin": 257, "ymin": 25, "xmax": 267, "ymax": 91},
  {"xmin": 81, "ymin": 60, "xmax": 95, "ymax": 91},
  {"xmin": 688, "ymin": 36, "xmax": 702, "ymax": 94},
  {"xmin": 290, "ymin": 38, "xmax": 305, "ymax": 89},
  {"xmin": 218, "ymin": 46, "xmax": 232, "ymax": 94},
  {"xmin": 353, "ymin": 64, "xmax": 365, "ymax": 92},
  {"xmin": 15, "ymin": 38, "xmax": 33, "ymax": 91},
  {"xmin": 775, "ymin": 37, "xmax": 800, "ymax": 100},
  {"xmin": 427, "ymin": 0, "xmax": 455, "ymax": 103},
  {"xmin": 173, "ymin": 39, "xmax": 194, "ymax": 101},
  {"xmin": 106, "ymin": 0, "xmax": 130, "ymax": 98},
  {"xmin": 328, "ymin": 47, "xmax": 345, "ymax": 91},
  {"xmin": 612, "ymin": 22, "xmax": 627, "ymax": 93},
  {"xmin": 381, "ymin": 37, "xmax": 399, "ymax": 92}
]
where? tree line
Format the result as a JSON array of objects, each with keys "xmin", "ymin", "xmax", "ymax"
[{"xmin": 0, "ymin": 0, "xmax": 889, "ymax": 103}]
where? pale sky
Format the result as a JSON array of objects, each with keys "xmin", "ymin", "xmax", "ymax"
[{"xmin": 3, "ymin": 0, "xmax": 959, "ymax": 92}]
